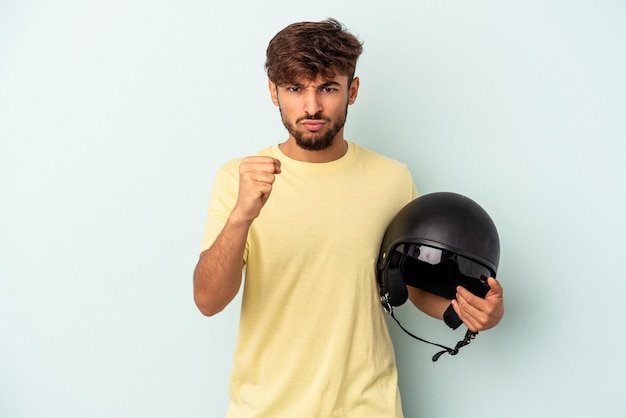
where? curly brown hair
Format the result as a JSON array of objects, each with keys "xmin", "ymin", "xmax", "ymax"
[{"xmin": 265, "ymin": 18, "xmax": 363, "ymax": 86}]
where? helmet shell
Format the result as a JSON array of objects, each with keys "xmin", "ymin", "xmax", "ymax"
[{"xmin": 377, "ymin": 192, "xmax": 500, "ymax": 306}]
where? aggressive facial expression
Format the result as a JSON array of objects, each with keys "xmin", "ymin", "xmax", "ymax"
[{"xmin": 270, "ymin": 75, "xmax": 359, "ymax": 151}]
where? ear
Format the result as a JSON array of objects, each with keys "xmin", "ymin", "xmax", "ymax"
[
  {"xmin": 268, "ymin": 80, "xmax": 279, "ymax": 106},
  {"xmin": 348, "ymin": 77, "xmax": 360, "ymax": 105}
]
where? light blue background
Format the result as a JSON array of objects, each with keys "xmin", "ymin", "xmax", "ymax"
[{"xmin": 2, "ymin": 1, "xmax": 625, "ymax": 417}]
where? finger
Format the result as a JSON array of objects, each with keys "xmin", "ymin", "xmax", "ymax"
[
  {"xmin": 241, "ymin": 156, "xmax": 282, "ymax": 174},
  {"xmin": 249, "ymin": 177, "xmax": 274, "ymax": 197},
  {"xmin": 242, "ymin": 170, "xmax": 277, "ymax": 185},
  {"xmin": 452, "ymin": 291, "xmax": 480, "ymax": 327},
  {"xmin": 239, "ymin": 158, "xmax": 280, "ymax": 190},
  {"xmin": 453, "ymin": 287, "xmax": 498, "ymax": 332},
  {"xmin": 234, "ymin": 157, "xmax": 281, "ymax": 221},
  {"xmin": 486, "ymin": 277, "xmax": 503, "ymax": 297},
  {"xmin": 451, "ymin": 298, "xmax": 478, "ymax": 332},
  {"xmin": 452, "ymin": 298, "xmax": 489, "ymax": 332},
  {"xmin": 457, "ymin": 290, "xmax": 504, "ymax": 331},
  {"xmin": 455, "ymin": 283, "xmax": 473, "ymax": 299}
]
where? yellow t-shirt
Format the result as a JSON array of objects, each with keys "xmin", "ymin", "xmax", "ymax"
[{"xmin": 201, "ymin": 141, "xmax": 417, "ymax": 417}]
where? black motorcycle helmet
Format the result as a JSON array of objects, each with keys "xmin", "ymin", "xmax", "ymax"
[{"xmin": 377, "ymin": 192, "xmax": 500, "ymax": 309}]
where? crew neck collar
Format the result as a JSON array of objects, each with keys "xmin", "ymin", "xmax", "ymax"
[{"xmin": 270, "ymin": 141, "xmax": 356, "ymax": 173}]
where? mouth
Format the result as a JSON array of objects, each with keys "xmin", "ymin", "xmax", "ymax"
[
  {"xmin": 298, "ymin": 115, "xmax": 328, "ymax": 132},
  {"xmin": 300, "ymin": 120, "xmax": 326, "ymax": 131}
]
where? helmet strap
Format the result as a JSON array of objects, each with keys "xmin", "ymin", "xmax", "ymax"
[
  {"xmin": 443, "ymin": 303, "xmax": 463, "ymax": 329},
  {"xmin": 387, "ymin": 308, "xmax": 478, "ymax": 362}
]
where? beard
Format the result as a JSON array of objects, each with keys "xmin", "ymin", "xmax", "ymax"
[{"xmin": 280, "ymin": 106, "xmax": 348, "ymax": 151}]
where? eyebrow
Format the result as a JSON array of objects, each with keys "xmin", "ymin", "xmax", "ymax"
[
  {"xmin": 289, "ymin": 80, "xmax": 343, "ymax": 89},
  {"xmin": 319, "ymin": 81, "xmax": 342, "ymax": 88}
]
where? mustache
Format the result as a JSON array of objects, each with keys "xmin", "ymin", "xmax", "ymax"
[{"xmin": 296, "ymin": 113, "xmax": 329, "ymax": 122}]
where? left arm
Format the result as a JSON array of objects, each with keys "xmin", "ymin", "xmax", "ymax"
[{"xmin": 407, "ymin": 286, "xmax": 450, "ymax": 319}]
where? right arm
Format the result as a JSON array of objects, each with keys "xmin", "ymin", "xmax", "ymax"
[{"xmin": 193, "ymin": 156, "xmax": 281, "ymax": 316}]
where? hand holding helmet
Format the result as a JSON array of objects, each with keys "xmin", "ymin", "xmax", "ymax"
[
  {"xmin": 453, "ymin": 276, "xmax": 504, "ymax": 333},
  {"xmin": 376, "ymin": 192, "xmax": 503, "ymax": 360}
]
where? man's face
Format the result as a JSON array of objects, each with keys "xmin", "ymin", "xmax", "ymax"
[{"xmin": 269, "ymin": 74, "xmax": 359, "ymax": 151}]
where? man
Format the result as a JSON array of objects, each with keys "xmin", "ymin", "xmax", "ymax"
[{"xmin": 194, "ymin": 18, "xmax": 504, "ymax": 417}]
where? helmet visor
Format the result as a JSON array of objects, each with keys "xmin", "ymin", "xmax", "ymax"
[
  {"xmin": 413, "ymin": 245, "xmax": 492, "ymax": 279},
  {"xmin": 399, "ymin": 244, "xmax": 493, "ymax": 299}
]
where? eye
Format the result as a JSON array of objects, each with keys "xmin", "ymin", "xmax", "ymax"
[
  {"xmin": 321, "ymin": 87, "xmax": 337, "ymax": 93},
  {"xmin": 287, "ymin": 86, "xmax": 301, "ymax": 93}
]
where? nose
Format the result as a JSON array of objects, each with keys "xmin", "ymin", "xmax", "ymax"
[{"xmin": 303, "ymin": 89, "xmax": 322, "ymax": 116}]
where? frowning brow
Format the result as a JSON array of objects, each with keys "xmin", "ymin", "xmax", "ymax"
[
  {"xmin": 289, "ymin": 80, "xmax": 343, "ymax": 89},
  {"xmin": 318, "ymin": 81, "xmax": 342, "ymax": 89}
]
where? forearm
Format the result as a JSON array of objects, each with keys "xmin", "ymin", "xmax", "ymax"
[
  {"xmin": 193, "ymin": 215, "xmax": 251, "ymax": 316},
  {"xmin": 194, "ymin": 156, "xmax": 281, "ymax": 316},
  {"xmin": 407, "ymin": 286, "xmax": 451, "ymax": 320}
]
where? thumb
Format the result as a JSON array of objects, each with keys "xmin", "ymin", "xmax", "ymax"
[
  {"xmin": 273, "ymin": 158, "xmax": 282, "ymax": 174},
  {"xmin": 485, "ymin": 277, "xmax": 503, "ymax": 299}
]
